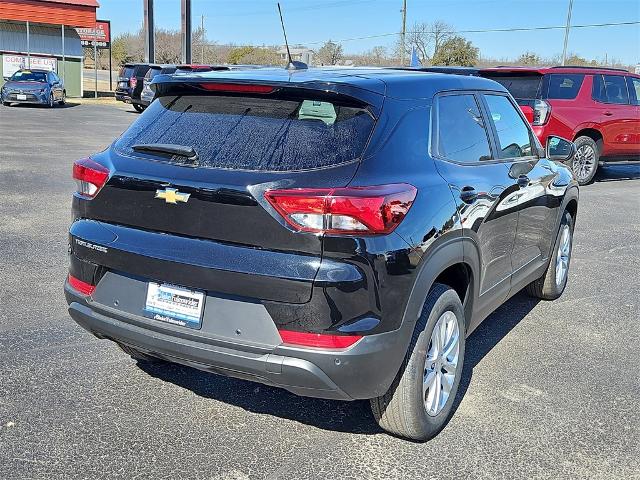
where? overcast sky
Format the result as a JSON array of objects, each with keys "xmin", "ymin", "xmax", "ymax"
[{"xmin": 97, "ymin": 0, "xmax": 640, "ymax": 64}]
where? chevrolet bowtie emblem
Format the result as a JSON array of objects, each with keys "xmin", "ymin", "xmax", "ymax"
[{"xmin": 155, "ymin": 188, "xmax": 190, "ymax": 204}]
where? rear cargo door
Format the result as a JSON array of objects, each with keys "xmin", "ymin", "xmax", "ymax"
[{"xmin": 75, "ymin": 86, "xmax": 378, "ymax": 302}]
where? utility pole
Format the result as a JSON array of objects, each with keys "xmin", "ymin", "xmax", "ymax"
[
  {"xmin": 400, "ymin": 0, "xmax": 407, "ymax": 66},
  {"xmin": 181, "ymin": 0, "xmax": 192, "ymax": 64},
  {"xmin": 561, "ymin": 0, "xmax": 573, "ymax": 66},
  {"xmin": 143, "ymin": 0, "xmax": 155, "ymax": 63},
  {"xmin": 200, "ymin": 15, "xmax": 205, "ymax": 63}
]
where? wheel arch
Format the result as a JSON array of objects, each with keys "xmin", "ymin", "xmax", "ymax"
[
  {"xmin": 574, "ymin": 128, "xmax": 604, "ymax": 155},
  {"xmin": 401, "ymin": 236, "xmax": 478, "ymax": 336}
]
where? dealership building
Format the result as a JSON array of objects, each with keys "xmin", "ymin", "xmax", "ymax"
[{"xmin": 0, "ymin": 0, "xmax": 99, "ymax": 97}]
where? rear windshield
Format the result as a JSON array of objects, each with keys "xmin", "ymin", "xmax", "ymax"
[
  {"xmin": 119, "ymin": 66, "xmax": 134, "ymax": 79},
  {"xmin": 482, "ymin": 74, "xmax": 543, "ymax": 99},
  {"xmin": 114, "ymin": 94, "xmax": 375, "ymax": 171}
]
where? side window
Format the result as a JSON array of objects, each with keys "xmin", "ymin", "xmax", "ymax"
[
  {"xmin": 627, "ymin": 77, "xmax": 640, "ymax": 106},
  {"xmin": 436, "ymin": 94, "xmax": 492, "ymax": 163},
  {"xmin": 603, "ymin": 75, "xmax": 629, "ymax": 104},
  {"xmin": 547, "ymin": 74, "xmax": 584, "ymax": 99},
  {"xmin": 483, "ymin": 94, "xmax": 535, "ymax": 159}
]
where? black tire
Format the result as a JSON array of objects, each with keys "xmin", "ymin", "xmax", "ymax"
[
  {"xmin": 132, "ymin": 103, "xmax": 145, "ymax": 113},
  {"xmin": 59, "ymin": 91, "xmax": 66, "ymax": 105},
  {"xmin": 117, "ymin": 343, "xmax": 165, "ymax": 364},
  {"xmin": 2, "ymin": 101, "xmax": 10, "ymax": 107},
  {"xmin": 572, "ymin": 136, "xmax": 599, "ymax": 185},
  {"xmin": 47, "ymin": 93, "xmax": 55, "ymax": 108},
  {"xmin": 370, "ymin": 283, "xmax": 466, "ymax": 441},
  {"xmin": 526, "ymin": 211, "xmax": 574, "ymax": 300}
]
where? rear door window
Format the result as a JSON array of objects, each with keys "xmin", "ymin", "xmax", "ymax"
[
  {"xmin": 435, "ymin": 94, "xmax": 492, "ymax": 163},
  {"xmin": 594, "ymin": 75, "xmax": 629, "ymax": 105},
  {"xmin": 482, "ymin": 94, "xmax": 535, "ymax": 159},
  {"xmin": 547, "ymin": 74, "xmax": 584, "ymax": 99},
  {"xmin": 115, "ymin": 94, "xmax": 375, "ymax": 171},
  {"xmin": 627, "ymin": 77, "xmax": 640, "ymax": 105}
]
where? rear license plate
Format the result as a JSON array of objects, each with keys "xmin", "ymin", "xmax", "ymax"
[
  {"xmin": 17, "ymin": 94, "xmax": 27, "ymax": 100},
  {"xmin": 144, "ymin": 282, "xmax": 205, "ymax": 329}
]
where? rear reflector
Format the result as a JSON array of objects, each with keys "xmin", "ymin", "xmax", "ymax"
[
  {"xmin": 73, "ymin": 158, "xmax": 109, "ymax": 198},
  {"xmin": 279, "ymin": 330, "xmax": 362, "ymax": 349},
  {"xmin": 264, "ymin": 184, "xmax": 417, "ymax": 235},
  {"xmin": 199, "ymin": 83, "xmax": 275, "ymax": 94},
  {"xmin": 67, "ymin": 274, "xmax": 95, "ymax": 296}
]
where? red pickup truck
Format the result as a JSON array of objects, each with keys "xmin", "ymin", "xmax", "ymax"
[{"xmin": 481, "ymin": 66, "xmax": 640, "ymax": 184}]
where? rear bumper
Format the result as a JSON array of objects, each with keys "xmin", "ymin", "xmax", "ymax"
[
  {"xmin": 114, "ymin": 90, "xmax": 131, "ymax": 103},
  {"xmin": 65, "ymin": 282, "xmax": 408, "ymax": 401}
]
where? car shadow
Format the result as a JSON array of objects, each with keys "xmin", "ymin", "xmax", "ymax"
[
  {"xmin": 137, "ymin": 291, "xmax": 539, "ymax": 436},
  {"xmin": 449, "ymin": 292, "xmax": 539, "ymax": 418},
  {"xmin": 595, "ymin": 163, "xmax": 640, "ymax": 182},
  {"xmin": 5, "ymin": 102, "xmax": 80, "ymax": 109}
]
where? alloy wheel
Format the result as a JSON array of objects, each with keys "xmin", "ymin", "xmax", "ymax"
[
  {"xmin": 555, "ymin": 224, "xmax": 571, "ymax": 288},
  {"xmin": 573, "ymin": 144, "xmax": 596, "ymax": 182},
  {"xmin": 423, "ymin": 310, "xmax": 460, "ymax": 417}
]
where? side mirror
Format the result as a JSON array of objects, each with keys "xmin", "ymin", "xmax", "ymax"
[
  {"xmin": 3, "ymin": 76, "xmax": 9, "ymax": 81},
  {"xmin": 546, "ymin": 135, "xmax": 576, "ymax": 162},
  {"xmin": 520, "ymin": 105, "xmax": 534, "ymax": 124}
]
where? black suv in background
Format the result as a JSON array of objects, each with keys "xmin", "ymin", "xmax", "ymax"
[
  {"xmin": 115, "ymin": 63, "xmax": 151, "ymax": 112},
  {"xmin": 66, "ymin": 68, "xmax": 578, "ymax": 440}
]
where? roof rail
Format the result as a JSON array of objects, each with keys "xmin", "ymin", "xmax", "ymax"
[{"xmin": 550, "ymin": 65, "xmax": 629, "ymax": 72}]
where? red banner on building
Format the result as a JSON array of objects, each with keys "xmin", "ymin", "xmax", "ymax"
[{"xmin": 77, "ymin": 19, "xmax": 110, "ymax": 48}]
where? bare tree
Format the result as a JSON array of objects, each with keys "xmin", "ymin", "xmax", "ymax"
[
  {"xmin": 397, "ymin": 21, "xmax": 455, "ymax": 65},
  {"xmin": 316, "ymin": 40, "xmax": 344, "ymax": 65}
]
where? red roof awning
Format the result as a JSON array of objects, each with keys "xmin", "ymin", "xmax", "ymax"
[{"xmin": 0, "ymin": 0, "xmax": 99, "ymax": 28}]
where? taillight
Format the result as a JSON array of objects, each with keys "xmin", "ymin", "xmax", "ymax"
[
  {"xmin": 532, "ymin": 99, "xmax": 551, "ymax": 126},
  {"xmin": 130, "ymin": 77, "xmax": 137, "ymax": 88},
  {"xmin": 264, "ymin": 184, "xmax": 417, "ymax": 235},
  {"xmin": 73, "ymin": 158, "xmax": 109, "ymax": 198},
  {"xmin": 67, "ymin": 274, "xmax": 95, "ymax": 296},
  {"xmin": 279, "ymin": 330, "xmax": 362, "ymax": 349}
]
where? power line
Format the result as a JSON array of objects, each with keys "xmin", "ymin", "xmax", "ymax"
[{"xmin": 302, "ymin": 20, "xmax": 640, "ymax": 46}]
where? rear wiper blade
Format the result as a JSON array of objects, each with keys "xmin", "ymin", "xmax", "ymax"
[{"xmin": 132, "ymin": 143, "xmax": 199, "ymax": 162}]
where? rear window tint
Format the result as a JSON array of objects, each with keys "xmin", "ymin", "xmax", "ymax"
[
  {"xmin": 115, "ymin": 94, "xmax": 375, "ymax": 171},
  {"xmin": 119, "ymin": 66, "xmax": 134, "ymax": 79},
  {"xmin": 482, "ymin": 74, "xmax": 542, "ymax": 99},
  {"xmin": 547, "ymin": 74, "xmax": 584, "ymax": 99}
]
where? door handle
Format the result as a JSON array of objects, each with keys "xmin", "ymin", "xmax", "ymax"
[
  {"xmin": 603, "ymin": 111, "xmax": 613, "ymax": 116},
  {"xmin": 517, "ymin": 175, "xmax": 530, "ymax": 188},
  {"xmin": 460, "ymin": 186, "xmax": 478, "ymax": 204}
]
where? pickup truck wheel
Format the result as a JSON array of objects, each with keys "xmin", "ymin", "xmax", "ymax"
[
  {"xmin": 370, "ymin": 283, "xmax": 465, "ymax": 441},
  {"xmin": 572, "ymin": 136, "xmax": 599, "ymax": 185},
  {"xmin": 526, "ymin": 211, "xmax": 574, "ymax": 300},
  {"xmin": 117, "ymin": 343, "xmax": 165, "ymax": 364}
]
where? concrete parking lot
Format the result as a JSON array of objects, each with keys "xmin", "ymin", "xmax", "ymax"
[{"xmin": 0, "ymin": 103, "xmax": 638, "ymax": 479}]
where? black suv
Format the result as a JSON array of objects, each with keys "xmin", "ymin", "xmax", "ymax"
[
  {"xmin": 66, "ymin": 68, "xmax": 579, "ymax": 440},
  {"xmin": 115, "ymin": 63, "xmax": 151, "ymax": 112}
]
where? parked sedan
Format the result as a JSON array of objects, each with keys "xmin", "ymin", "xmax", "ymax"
[{"xmin": 1, "ymin": 69, "xmax": 66, "ymax": 107}]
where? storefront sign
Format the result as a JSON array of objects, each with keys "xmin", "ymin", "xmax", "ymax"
[
  {"xmin": 77, "ymin": 20, "xmax": 111, "ymax": 49},
  {"xmin": 2, "ymin": 54, "xmax": 57, "ymax": 77}
]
